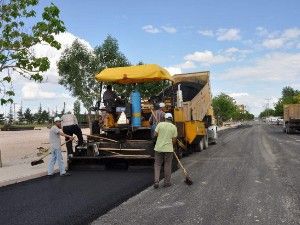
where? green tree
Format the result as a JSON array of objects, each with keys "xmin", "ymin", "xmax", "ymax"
[
  {"xmin": 58, "ymin": 40, "xmax": 97, "ymax": 112},
  {"xmin": 58, "ymin": 36, "xmax": 131, "ymax": 130},
  {"xmin": 73, "ymin": 100, "xmax": 80, "ymax": 117},
  {"xmin": 274, "ymin": 86, "xmax": 300, "ymax": 116},
  {"xmin": 0, "ymin": 113, "xmax": 5, "ymax": 124},
  {"xmin": 7, "ymin": 104, "xmax": 13, "ymax": 123},
  {"xmin": 41, "ymin": 109, "xmax": 49, "ymax": 123},
  {"xmin": 17, "ymin": 105, "xmax": 24, "ymax": 123},
  {"xmin": 24, "ymin": 107, "xmax": 33, "ymax": 123},
  {"xmin": 212, "ymin": 93, "xmax": 238, "ymax": 124},
  {"xmin": 259, "ymin": 108, "xmax": 275, "ymax": 118},
  {"xmin": 0, "ymin": 0, "xmax": 65, "ymax": 105},
  {"xmin": 34, "ymin": 103, "xmax": 43, "ymax": 124}
]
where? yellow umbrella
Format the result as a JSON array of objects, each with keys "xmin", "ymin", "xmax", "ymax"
[{"xmin": 95, "ymin": 64, "xmax": 173, "ymax": 84}]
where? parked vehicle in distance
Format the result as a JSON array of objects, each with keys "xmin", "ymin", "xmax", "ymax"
[{"xmin": 283, "ymin": 104, "xmax": 300, "ymax": 134}]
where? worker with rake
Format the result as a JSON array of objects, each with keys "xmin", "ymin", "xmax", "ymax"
[
  {"xmin": 153, "ymin": 113, "xmax": 177, "ymax": 188},
  {"xmin": 48, "ymin": 117, "xmax": 74, "ymax": 177}
]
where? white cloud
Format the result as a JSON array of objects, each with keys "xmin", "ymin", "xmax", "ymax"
[
  {"xmin": 256, "ymin": 27, "xmax": 269, "ymax": 37},
  {"xmin": 282, "ymin": 28, "xmax": 300, "ymax": 39},
  {"xmin": 142, "ymin": 25, "xmax": 160, "ymax": 33},
  {"xmin": 262, "ymin": 38, "xmax": 285, "ymax": 49},
  {"xmin": 220, "ymin": 52, "xmax": 300, "ymax": 81},
  {"xmin": 184, "ymin": 50, "xmax": 231, "ymax": 65},
  {"xmin": 261, "ymin": 27, "xmax": 300, "ymax": 49},
  {"xmin": 198, "ymin": 30, "xmax": 214, "ymax": 37},
  {"xmin": 21, "ymin": 82, "xmax": 57, "ymax": 100},
  {"xmin": 161, "ymin": 26, "xmax": 177, "ymax": 33},
  {"xmin": 178, "ymin": 61, "xmax": 196, "ymax": 69},
  {"xmin": 165, "ymin": 67, "xmax": 182, "ymax": 75},
  {"xmin": 229, "ymin": 92, "xmax": 249, "ymax": 98},
  {"xmin": 216, "ymin": 28, "xmax": 241, "ymax": 41}
]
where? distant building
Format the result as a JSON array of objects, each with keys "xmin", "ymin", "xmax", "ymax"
[{"xmin": 238, "ymin": 104, "xmax": 245, "ymax": 113}]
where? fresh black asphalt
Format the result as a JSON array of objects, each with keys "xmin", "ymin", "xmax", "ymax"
[{"xmin": 0, "ymin": 167, "xmax": 153, "ymax": 225}]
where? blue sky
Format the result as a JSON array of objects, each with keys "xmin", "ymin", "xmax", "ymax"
[{"xmin": 1, "ymin": 0, "xmax": 300, "ymax": 116}]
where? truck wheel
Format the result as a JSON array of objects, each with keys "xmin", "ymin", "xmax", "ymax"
[
  {"xmin": 286, "ymin": 125, "xmax": 291, "ymax": 134},
  {"xmin": 195, "ymin": 138, "xmax": 204, "ymax": 152},
  {"xmin": 203, "ymin": 135, "xmax": 209, "ymax": 149}
]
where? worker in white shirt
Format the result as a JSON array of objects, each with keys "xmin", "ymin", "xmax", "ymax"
[{"xmin": 61, "ymin": 112, "xmax": 83, "ymax": 156}]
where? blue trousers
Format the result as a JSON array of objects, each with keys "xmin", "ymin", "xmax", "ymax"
[{"xmin": 48, "ymin": 148, "xmax": 66, "ymax": 175}]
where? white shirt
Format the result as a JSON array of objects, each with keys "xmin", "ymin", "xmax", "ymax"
[
  {"xmin": 61, "ymin": 114, "xmax": 78, "ymax": 127},
  {"xmin": 49, "ymin": 125, "xmax": 61, "ymax": 150}
]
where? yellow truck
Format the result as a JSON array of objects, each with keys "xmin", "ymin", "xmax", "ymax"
[
  {"xmin": 283, "ymin": 104, "xmax": 300, "ymax": 134},
  {"xmin": 172, "ymin": 71, "xmax": 217, "ymax": 153},
  {"xmin": 68, "ymin": 65, "xmax": 217, "ymax": 169}
]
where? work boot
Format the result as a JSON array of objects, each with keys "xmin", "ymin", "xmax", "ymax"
[
  {"xmin": 60, "ymin": 172, "xmax": 71, "ymax": 177},
  {"xmin": 153, "ymin": 182, "xmax": 159, "ymax": 189},
  {"xmin": 163, "ymin": 183, "xmax": 171, "ymax": 188}
]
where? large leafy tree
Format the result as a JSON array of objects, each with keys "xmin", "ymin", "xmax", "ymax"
[
  {"xmin": 0, "ymin": 0, "xmax": 65, "ymax": 105},
  {"xmin": 212, "ymin": 93, "xmax": 238, "ymax": 124},
  {"xmin": 274, "ymin": 86, "xmax": 300, "ymax": 116},
  {"xmin": 58, "ymin": 40, "xmax": 97, "ymax": 111},
  {"xmin": 58, "ymin": 36, "xmax": 131, "ymax": 111}
]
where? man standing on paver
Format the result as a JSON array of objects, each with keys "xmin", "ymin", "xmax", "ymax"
[
  {"xmin": 48, "ymin": 117, "xmax": 73, "ymax": 177},
  {"xmin": 149, "ymin": 102, "xmax": 165, "ymax": 138},
  {"xmin": 61, "ymin": 112, "xmax": 84, "ymax": 157},
  {"xmin": 153, "ymin": 113, "xmax": 178, "ymax": 188}
]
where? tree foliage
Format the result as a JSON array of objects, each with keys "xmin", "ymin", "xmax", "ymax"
[
  {"xmin": 17, "ymin": 105, "xmax": 24, "ymax": 123},
  {"xmin": 274, "ymin": 86, "xmax": 300, "ymax": 116},
  {"xmin": 212, "ymin": 93, "xmax": 238, "ymax": 123},
  {"xmin": 24, "ymin": 107, "xmax": 33, "ymax": 123},
  {"xmin": 0, "ymin": 113, "xmax": 4, "ymax": 124},
  {"xmin": 58, "ymin": 35, "xmax": 131, "ymax": 111},
  {"xmin": 0, "ymin": 0, "xmax": 65, "ymax": 105},
  {"xmin": 73, "ymin": 99, "xmax": 80, "ymax": 118},
  {"xmin": 58, "ymin": 36, "xmax": 170, "ymax": 112},
  {"xmin": 212, "ymin": 93, "xmax": 254, "ymax": 124},
  {"xmin": 58, "ymin": 40, "xmax": 98, "ymax": 110},
  {"xmin": 259, "ymin": 108, "xmax": 275, "ymax": 118}
]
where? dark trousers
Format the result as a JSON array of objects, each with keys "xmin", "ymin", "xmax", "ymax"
[
  {"xmin": 154, "ymin": 151, "xmax": 173, "ymax": 185},
  {"xmin": 63, "ymin": 124, "xmax": 84, "ymax": 155}
]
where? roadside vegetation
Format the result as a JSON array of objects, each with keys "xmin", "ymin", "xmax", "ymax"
[
  {"xmin": 259, "ymin": 86, "xmax": 300, "ymax": 118},
  {"xmin": 212, "ymin": 93, "xmax": 254, "ymax": 125}
]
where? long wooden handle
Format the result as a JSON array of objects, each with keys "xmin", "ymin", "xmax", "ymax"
[
  {"xmin": 83, "ymin": 134, "xmax": 118, "ymax": 143},
  {"xmin": 150, "ymin": 109, "xmax": 158, "ymax": 122},
  {"xmin": 37, "ymin": 138, "xmax": 74, "ymax": 160},
  {"xmin": 173, "ymin": 152, "xmax": 188, "ymax": 176}
]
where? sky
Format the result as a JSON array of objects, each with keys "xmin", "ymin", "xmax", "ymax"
[{"xmin": 1, "ymin": 0, "xmax": 300, "ymax": 116}]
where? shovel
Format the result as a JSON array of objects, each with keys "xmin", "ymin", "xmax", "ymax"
[{"xmin": 31, "ymin": 139, "xmax": 73, "ymax": 166}]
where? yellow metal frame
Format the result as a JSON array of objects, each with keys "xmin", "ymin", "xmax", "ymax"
[{"xmin": 184, "ymin": 121, "xmax": 206, "ymax": 144}]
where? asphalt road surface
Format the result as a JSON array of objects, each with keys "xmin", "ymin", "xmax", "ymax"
[
  {"xmin": 0, "ymin": 167, "xmax": 154, "ymax": 225},
  {"xmin": 93, "ymin": 122, "xmax": 300, "ymax": 225},
  {"xmin": 1, "ymin": 123, "xmax": 300, "ymax": 225}
]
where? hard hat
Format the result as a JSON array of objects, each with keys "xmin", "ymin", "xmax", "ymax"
[
  {"xmin": 159, "ymin": 102, "xmax": 165, "ymax": 108},
  {"xmin": 54, "ymin": 117, "xmax": 62, "ymax": 122},
  {"xmin": 164, "ymin": 113, "xmax": 173, "ymax": 119}
]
